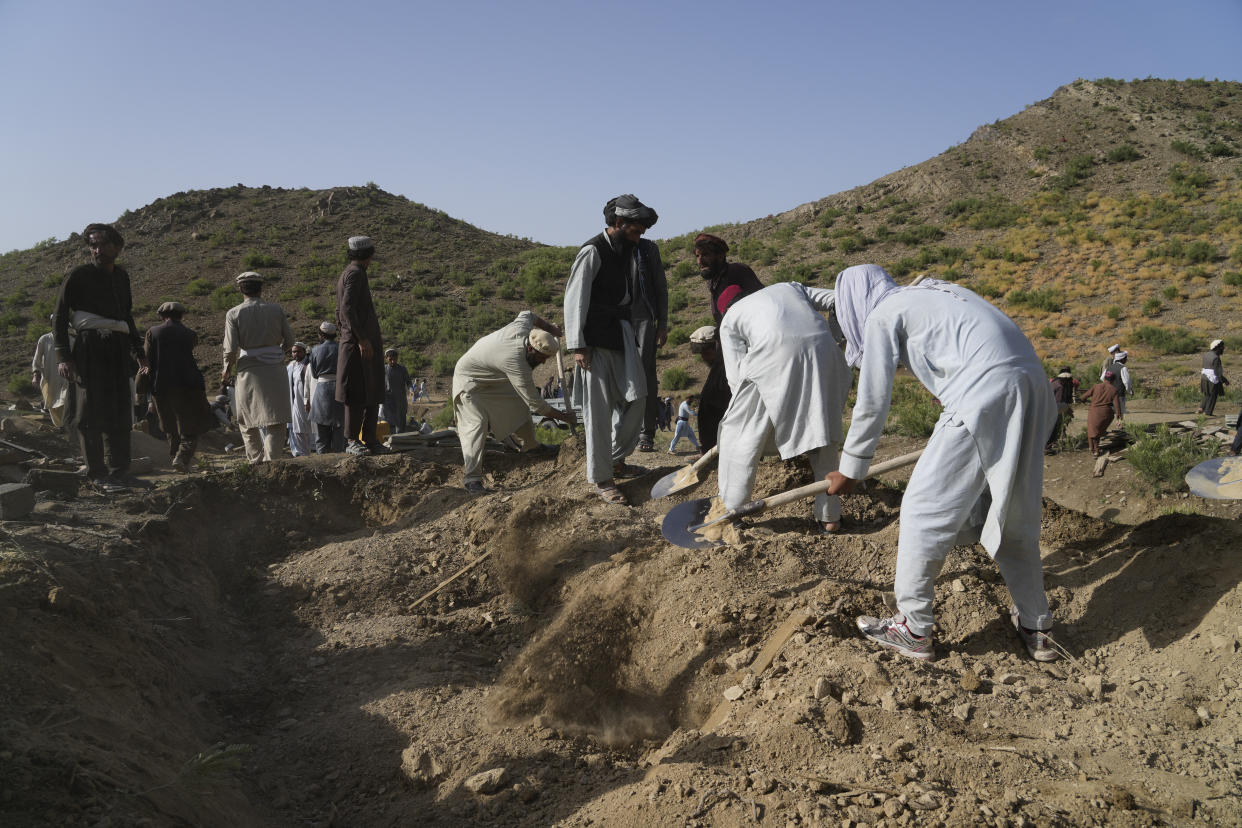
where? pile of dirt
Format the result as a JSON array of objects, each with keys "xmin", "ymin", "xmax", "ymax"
[{"xmin": 1, "ymin": 412, "xmax": 1241, "ymax": 826}]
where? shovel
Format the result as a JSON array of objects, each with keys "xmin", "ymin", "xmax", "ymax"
[
  {"xmin": 650, "ymin": 445, "xmax": 719, "ymax": 499},
  {"xmin": 661, "ymin": 448, "xmax": 925, "ymax": 549},
  {"xmin": 1185, "ymin": 455, "xmax": 1242, "ymax": 499},
  {"xmin": 555, "ymin": 350, "xmax": 578, "ymax": 436}
]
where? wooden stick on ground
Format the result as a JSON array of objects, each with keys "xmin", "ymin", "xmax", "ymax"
[{"xmin": 407, "ymin": 550, "xmax": 494, "ymax": 612}]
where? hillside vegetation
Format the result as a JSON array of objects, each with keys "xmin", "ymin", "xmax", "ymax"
[{"xmin": 3, "ymin": 78, "xmax": 1241, "ymax": 405}]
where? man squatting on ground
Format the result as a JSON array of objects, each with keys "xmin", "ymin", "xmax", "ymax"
[
  {"xmin": 144, "ymin": 301, "xmax": 214, "ymax": 472},
  {"xmin": 826, "ymin": 264, "xmax": 1060, "ymax": 662},
  {"xmin": 222, "ymin": 271, "xmax": 295, "ymax": 463},
  {"xmin": 286, "ymin": 342, "xmax": 314, "ymax": 456},
  {"xmin": 336, "ymin": 236, "xmax": 389, "ymax": 456},
  {"xmin": 564, "ymin": 195, "xmax": 660, "ymax": 504},
  {"xmin": 716, "ymin": 282, "xmax": 850, "ymax": 534},
  {"xmin": 691, "ymin": 233, "xmax": 764, "ymax": 451},
  {"xmin": 309, "ymin": 321, "xmax": 345, "ymax": 453},
  {"xmin": 452, "ymin": 311, "xmax": 574, "ymax": 494},
  {"xmin": 54, "ymin": 223, "xmax": 146, "ymax": 491}
]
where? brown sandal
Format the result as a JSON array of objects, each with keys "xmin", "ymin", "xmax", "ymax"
[{"xmin": 593, "ymin": 481, "xmax": 629, "ymax": 505}]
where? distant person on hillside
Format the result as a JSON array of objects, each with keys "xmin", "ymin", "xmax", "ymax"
[
  {"xmin": 144, "ymin": 302, "xmax": 214, "ymax": 472},
  {"xmin": 451, "ymin": 311, "xmax": 574, "ymax": 494},
  {"xmin": 309, "ymin": 322, "xmax": 345, "ymax": 453},
  {"xmin": 717, "ymin": 282, "xmax": 850, "ymax": 534},
  {"xmin": 1046, "ymin": 367, "xmax": 1077, "ymax": 452},
  {"xmin": 1101, "ymin": 349, "xmax": 1131, "ymax": 423},
  {"xmin": 382, "ymin": 348, "xmax": 412, "ymax": 433},
  {"xmin": 286, "ymin": 341, "xmax": 314, "ymax": 456},
  {"xmin": 336, "ymin": 236, "xmax": 388, "ymax": 456},
  {"xmin": 1198, "ymin": 339, "xmax": 1228, "ymax": 415},
  {"xmin": 667, "ymin": 395, "xmax": 700, "ymax": 454},
  {"xmin": 222, "ymin": 271, "xmax": 295, "ymax": 463},
  {"xmin": 54, "ymin": 223, "xmax": 147, "ymax": 493},
  {"xmin": 826, "ymin": 266, "xmax": 1060, "ymax": 662},
  {"xmin": 692, "ymin": 234, "xmax": 764, "ymax": 452},
  {"xmin": 31, "ymin": 315, "xmax": 69, "ymax": 427},
  {"xmin": 1080, "ymin": 372, "xmax": 1119, "ymax": 457},
  {"xmin": 1101, "ymin": 343, "xmax": 1121, "ymax": 376},
  {"xmin": 564, "ymin": 194, "xmax": 660, "ymax": 504}
]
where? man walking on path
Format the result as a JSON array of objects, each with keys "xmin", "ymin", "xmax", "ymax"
[
  {"xmin": 691, "ymin": 234, "xmax": 764, "ymax": 450},
  {"xmin": 309, "ymin": 322, "xmax": 345, "ymax": 453},
  {"xmin": 564, "ymin": 195, "xmax": 659, "ymax": 504},
  {"xmin": 1198, "ymin": 339, "xmax": 1229, "ymax": 415},
  {"xmin": 31, "ymin": 315, "xmax": 68, "ymax": 427},
  {"xmin": 286, "ymin": 342, "xmax": 314, "ymax": 456},
  {"xmin": 335, "ymin": 236, "xmax": 388, "ymax": 456},
  {"xmin": 1102, "ymin": 349, "xmax": 1131, "ymax": 423},
  {"xmin": 145, "ymin": 301, "xmax": 214, "ymax": 472},
  {"xmin": 667, "ymin": 396, "xmax": 700, "ymax": 454},
  {"xmin": 716, "ymin": 282, "xmax": 850, "ymax": 534},
  {"xmin": 222, "ymin": 272, "xmax": 295, "ymax": 463},
  {"xmin": 452, "ymin": 311, "xmax": 574, "ymax": 493},
  {"xmin": 54, "ymin": 223, "xmax": 147, "ymax": 492},
  {"xmin": 382, "ymin": 348, "xmax": 413, "ymax": 434},
  {"xmin": 826, "ymin": 265, "xmax": 1059, "ymax": 662}
]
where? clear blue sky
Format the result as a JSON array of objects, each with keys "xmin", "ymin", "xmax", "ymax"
[{"xmin": 2, "ymin": 0, "xmax": 1240, "ymax": 255}]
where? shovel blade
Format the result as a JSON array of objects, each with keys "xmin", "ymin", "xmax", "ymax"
[
  {"xmin": 1186, "ymin": 456, "xmax": 1242, "ymax": 499},
  {"xmin": 661, "ymin": 497, "xmax": 722, "ymax": 549},
  {"xmin": 650, "ymin": 465, "xmax": 701, "ymax": 499}
]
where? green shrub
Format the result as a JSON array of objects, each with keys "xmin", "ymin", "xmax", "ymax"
[
  {"xmin": 432, "ymin": 406, "xmax": 455, "ymax": 429},
  {"xmin": 1006, "ymin": 288, "xmax": 1063, "ymax": 312},
  {"xmin": 1162, "ymin": 285, "xmax": 1180, "ymax": 300},
  {"xmin": 1132, "ymin": 324, "xmax": 1199, "ymax": 354},
  {"xmin": 1183, "ymin": 240, "xmax": 1217, "ymax": 263},
  {"xmin": 432, "ymin": 352, "xmax": 460, "ymax": 374},
  {"xmin": 186, "ymin": 277, "xmax": 214, "ymax": 296},
  {"xmin": 666, "ymin": 325, "xmax": 694, "ymax": 347},
  {"xmin": 663, "ymin": 367, "xmax": 693, "ymax": 390},
  {"xmin": 1107, "ymin": 305, "xmax": 1122, "ymax": 319},
  {"xmin": 6, "ymin": 374, "xmax": 34, "ymax": 396},
  {"xmin": 1124, "ymin": 423, "xmax": 1217, "ymax": 493},
  {"xmin": 893, "ymin": 224, "xmax": 945, "ymax": 245},
  {"xmin": 1049, "ymin": 154, "xmax": 1095, "ymax": 191},
  {"xmin": 1206, "ymin": 140, "xmax": 1237, "ymax": 158},
  {"xmin": 1223, "ymin": 271, "xmax": 1242, "ymax": 286},
  {"xmin": 1172, "ymin": 385, "xmax": 1202, "ymax": 405},
  {"xmin": 1170, "ymin": 139, "xmax": 1204, "ymax": 159},
  {"xmin": 1106, "ymin": 144, "xmax": 1142, "ymax": 162},
  {"xmin": 1040, "ymin": 327, "xmax": 1057, "ymax": 339},
  {"xmin": 241, "ymin": 250, "xmax": 280, "ymax": 268},
  {"xmin": 211, "ymin": 284, "xmax": 237, "ymax": 312}
]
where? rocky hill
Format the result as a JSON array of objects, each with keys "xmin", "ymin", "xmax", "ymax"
[{"xmin": 2, "ymin": 78, "xmax": 1241, "ymax": 407}]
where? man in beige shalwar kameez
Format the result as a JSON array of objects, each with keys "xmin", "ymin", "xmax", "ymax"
[
  {"xmin": 452, "ymin": 311, "xmax": 574, "ymax": 493},
  {"xmin": 222, "ymin": 271, "xmax": 296, "ymax": 463}
]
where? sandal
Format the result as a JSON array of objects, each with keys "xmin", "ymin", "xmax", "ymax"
[
  {"xmin": 593, "ymin": 481, "xmax": 629, "ymax": 505},
  {"xmin": 637, "ymin": 440, "xmax": 654, "ymax": 453},
  {"xmin": 612, "ymin": 462, "xmax": 646, "ymax": 479}
]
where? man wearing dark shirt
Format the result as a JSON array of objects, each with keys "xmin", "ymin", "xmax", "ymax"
[
  {"xmin": 335, "ymin": 236, "xmax": 388, "ymax": 456},
  {"xmin": 309, "ymin": 321, "xmax": 345, "ymax": 453},
  {"xmin": 145, "ymin": 301, "xmax": 212, "ymax": 472},
  {"xmin": 54, "ymin": 223, "xmax": 146, "ymax": 492},
  {"xmin": 692, "ymin": 233, "xmax": 764, "ymax": 451}
]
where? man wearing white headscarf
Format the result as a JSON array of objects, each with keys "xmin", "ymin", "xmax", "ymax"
[
  {"xmin": 826, "ymin": 264, "xmax": 1059, "ymax": 662},
  {"xmin": 564, "ymin": 194, "xmax": 659, "ymax": 505},
  {"xmin": 1101, "ymin": 348, "xmax": 1131, "ymax": 423},
  {"xmin": 452, "ymin": 311, "xmax": 575, "ymax": 493},
  {"xmin": 716, "ymin": 282, "xmax": 851, "ymax": 532}
]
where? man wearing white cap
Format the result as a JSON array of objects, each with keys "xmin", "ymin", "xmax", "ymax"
[
  {"xmin": 335, "ymin": 236, "xmax": 387, "ymax": 456},
  {"xmin": 715, "ymin": 282, "xmax": 851, "ymax": 535},
  {"xmin": 222, "ymin": 271, "xmax": 296, "ymax": 463},
  {"xmin": 145, "ymin": 301, "xmax": 214, "ymax": 472},
  {"xmin": 826, "ymin": 265, "xmax": 1058, "ymax": 663},
  {"xmin": 452, "ymin": 311, "xmax": 575, "ymax": 493},
  {"xmin": 286, "ymin": 341, "xmax": 314, "ymax": 456},
  {"xmin": 309, "ymin": 321, "xmax": 345, "ymax": 453},
  {"xmin": 1198, "ymin": 340, "xmax": 1229, "ymax": 416},
  {"xmin": 1101, "ymin": 348, "xmax": 1131, "ymax": 423}
]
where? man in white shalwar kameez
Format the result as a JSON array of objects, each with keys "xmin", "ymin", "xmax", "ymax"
[
  {"xmin": 286, "ymin": 342, "xmax": 314, "ymax": 457},
  {"xmin": 564, "ymin": 195, "xmax": 658, "ymax": 504},
  {"xmin": 222, "ymin": 272, "xmax": 296, "ymax": 464},
  {"xmin": 826, "ymin": 265, "xmax": 1059, "ymax": 662},
  {"xmin": 452, "ymin": 311, "xmax": 574, "ymax": 493},
  {"xmin": 31, "ymin": 317, "xmax": 69, "ymax": 427},
  {"xmin": 716, "ymin": 282, "xmax": 851, "ymax": 533}
]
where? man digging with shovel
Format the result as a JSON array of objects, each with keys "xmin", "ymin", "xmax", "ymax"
[{"xmin": 825, "ymin": 265, "xmax": 1060, "ymax": 662}]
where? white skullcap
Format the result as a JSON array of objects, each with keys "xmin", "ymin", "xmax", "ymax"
[
  {"xmin": 348, "ymin": 236, "xmax": 374, "ymax": 252},
  {"xmin": 1210, "ymin": 339, "xmax": 1223, "ymax": 350},
  {"xmin": 235, "ymin": 271, "xmax": 263, "ymax": 284},
  {"xmin": 319, "ymin": 321, "xmax": 337, "ymax": 334},
  {"xmin": 527, "ymin": 329, "xmax": 559, "ymax": 356},
  {"xmin": 689, "ymin": 326, "xmax": 717, "ymax": 344},
  {"xmin": 293, "ymin": 341, "xmax": 308, "ymax": 350},
  {"xmin": 1107, "ymin": 344, "xmax": 1120, "ymax": 353}
]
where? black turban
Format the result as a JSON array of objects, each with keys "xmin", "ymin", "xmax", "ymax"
[{"xmin": 604, "ymin": 194, "xmax": 658, "ymax": 228}]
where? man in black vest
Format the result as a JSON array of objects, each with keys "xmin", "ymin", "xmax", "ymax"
[
  {"xmin": 563, "ymin": 194, "xmax": 660, "ymax": 505},
  {"xmin": 144, "ymin": 302, "xmax": 213, "ymax": 472}
]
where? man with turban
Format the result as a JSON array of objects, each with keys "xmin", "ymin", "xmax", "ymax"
[
  {"xmin": 1198, "ymin": 339, "xmax": 1228, "ymax": 416},
  {"xmin": 564, "ymin": 194, "xmax": 660, "ymax": 504},
  {"xmin": 1101, "ymin": 348, "xmax": 1131, "ymax": 424},
  {"xmin": 336, "ymin": 235, "xmax": 388, "ymax": 456},
  {"xmin": 826, "ymin": 265, "xmax": 1059, "ymax": 662},
  {"xmin": 692, "ymin": 233, "xmax": 764, "ymax": 451},
  {"xmin": 309, "ymin": 321, "xmax": 345, "ymax": 453},
  {"xmin": 145, "ymin": 301, "xmax": 214, "ymax": 472},
  {"xmin": 452, "ymin": 311, "xmax": 575, "ymax": 493},
  {"xmin": 54, "ymin": 223, "xmax": 147, "ymax": 492},
  {"xmin": 715, "ymin": 282, "xmax": 851, "ymax": 534},
  {"xmin": 222, "ymin": 272, "xmax": 296, "ymax": 463}
]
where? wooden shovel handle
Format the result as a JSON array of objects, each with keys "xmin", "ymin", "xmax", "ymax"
[
  {"xmin": 688, "ymin": 444, "xmax": 719, "ymax": 473},
  {"xmin": 733, "ymin": 448, "xmax": 925, "ymax": 518}
]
